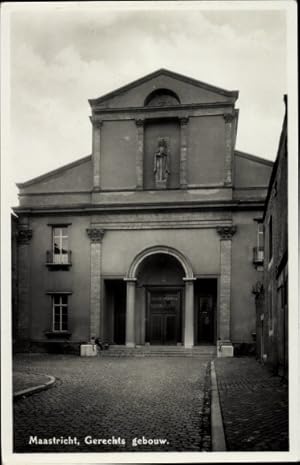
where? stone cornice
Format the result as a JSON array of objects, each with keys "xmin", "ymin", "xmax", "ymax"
[
  {"xmin": 217, "ymin": 225, "xmax": 237, "ymax": 240},
  {"xmin": 89, "ymin": 117, "xmax": 103, "ymax": 128},
  {"xmin": 14, "ymin": 199, "xmax": 266, "ymax": 215},
  {"xmin": 18, "ymin": 190, "xmax": 92, "ymax": 196},
  {"xmin": 17, "ymin": 229, "xmax": 33, "ymax": 244},
  {"xmin": 92, "ymin": 101, "xmax": 235, "ymax": 115},
  {"xmin": 84, "ymin": 219, "xmax": 233, "ymax": 231},
  {"xmin": 86, "ymin": 228, "xmax": 105, "ymax": 242}
]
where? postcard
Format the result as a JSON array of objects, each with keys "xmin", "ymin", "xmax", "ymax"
[{"xmin": 1, "ymin": 1, "xmax": 298, "ymax": 464}]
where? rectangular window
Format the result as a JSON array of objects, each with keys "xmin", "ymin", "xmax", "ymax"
[
  {"xmin": 53, "ymin": 227, "xmax": 68, "ymax": 264},
  {"xmin": 253, "ymin": 222, "xmax": 264, "ymax": 264},
  {"xmin": 52, "ymin": 295, "xmax": 68, "ymax": 331},
  {"xmin": 268, "ymin": 216, "xmax": 273, "ymax": 262}
]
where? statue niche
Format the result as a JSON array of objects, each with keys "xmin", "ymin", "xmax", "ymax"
[{"xmin": 154, "ymin": 138, "xmax": 170, "ymax": 189}]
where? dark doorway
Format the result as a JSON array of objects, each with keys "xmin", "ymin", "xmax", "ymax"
[
  {"xmin": 105, "ymin": 280, "xmax": 126, "ymax": 345},
  {"xmin": 146, "ymin": 287, "xmax": 182, "ymax": 345},
  {"xmin": 114, "ymin": 282, "xmax": 126, "ymax": 344},
  {"xmin": 195, "ymin": 279, "xmax": 217, "ymax": 345}
]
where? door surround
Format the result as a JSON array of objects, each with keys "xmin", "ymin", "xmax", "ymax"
[
  {"xmin": 146, "ymin": 286, "xmax": 183, "ymax": 345},
  {"xmin": 125, "ymin": 245, "xmax": 195, "ymax": 347}
]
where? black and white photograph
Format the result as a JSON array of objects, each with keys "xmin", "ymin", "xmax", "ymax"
[{"xmin": 1, "ymin": 1, "xmax": 298, "ymax": 463}]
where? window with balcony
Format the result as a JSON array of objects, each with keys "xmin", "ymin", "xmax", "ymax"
[
  {"xmin": 253, "ymin": 222, "xmax": 264, "ymax": 267},
  {"xmin": 46, "ymin": 226, "xmax": 72, "ymax": 268}
]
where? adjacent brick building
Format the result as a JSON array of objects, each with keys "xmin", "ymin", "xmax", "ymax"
[
  {"xmin": 255, "ymin": 96, "xmax": 288, "ymax": 376},
  {"xmin": 13, "ymin": 69, "xmax": 273, "ymax": 355}
]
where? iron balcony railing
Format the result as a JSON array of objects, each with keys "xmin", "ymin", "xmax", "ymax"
[
  {"xmin": 253, "ymin": 247, "xmax": 264, "ymax": 264},
  {"xmin": 46, "ymin": 250, "xmax": 72, "ymax": 266}
]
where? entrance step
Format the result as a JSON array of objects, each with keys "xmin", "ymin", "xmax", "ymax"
[{"xmin": 99, "ymin": 345, "xmax": 217, "ymax": 357}]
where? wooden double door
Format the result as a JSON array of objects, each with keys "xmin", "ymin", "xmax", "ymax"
[{"xmin": 146, "ymin": 287, "xmax": 182, "ymax": 345}]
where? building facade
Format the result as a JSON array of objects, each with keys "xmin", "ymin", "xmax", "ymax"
[
  {"xmin": 14, "ymin": 69, "xmax": 273, "ymax": 355},
  {"xmin": 255, "ymin": 96, "xmax": 288, "ymax": 376}
]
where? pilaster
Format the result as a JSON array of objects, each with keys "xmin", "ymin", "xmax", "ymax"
[
  {"xmin": 223, "ymin": 113, "xmax": 235, "ymax": 186},
  {"xmin": 135, "ymin": 119, "xmax": 144, "ymax": 190},
  {"xmin": 183, "ymin": 277, "xmax": 196, "ymax": 348},
  {"xmin": 217, "ymin": 225, "xmax": 236, "ymax": 357},
  {"xmin": 124, "ymin": 278, "xmax": 137, "ymax": 347},
  {"xmin": 86, "ymin": 228, "xmax": 105, "ymax": 340},
  {"xmin": 179, "ymin": 117, "xmax": 189, "ymax": 188},
  {"xmin": 91, "ymin": 119, "xmax": 103, "ymax": 191}
]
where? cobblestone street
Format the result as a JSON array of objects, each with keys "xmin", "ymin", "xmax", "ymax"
[
  {"xmin": 214, "ymin": 357, "xmax": 288, "ymax": 451},
  {"xmin": 13, "ymin": 354, "xmax": 211, "ymax": 453}
]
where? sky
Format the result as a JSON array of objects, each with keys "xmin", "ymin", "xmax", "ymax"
[{"xmin": 5, "ymin": 2, "xmax": 288, "ymax": 206}]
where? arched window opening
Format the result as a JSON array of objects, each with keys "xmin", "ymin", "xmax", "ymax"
[{"xmin": 144, "ymin": 89, "xmax": 180, "ymax": 107}]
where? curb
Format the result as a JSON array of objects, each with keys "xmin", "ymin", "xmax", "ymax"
[
  {"xmin": 13, "ymin": 375, "xmax": 56, "ymax": 401},
  {"xmin": 210, "ymin": 361, "xmax": 227, "ymax": 451}
]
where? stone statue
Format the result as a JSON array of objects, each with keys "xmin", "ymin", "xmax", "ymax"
[{"xmin": 154, "ymin": 138, "xmax": 170, "ymax": 185}]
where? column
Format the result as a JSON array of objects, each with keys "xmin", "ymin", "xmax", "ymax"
[
  {"xmin": 124, "ymin": 278, "xmax": 137, "ymax": 347},
  {"xmin": 183, "ymin": 277, "xmax": 196, "ymax": 348},
  {"xmin": 86, "ymin": 228, "xmax": 105, "ymax": 340},
  {"xmin": 91, "ymin": 119, "xmax": 102, "ymax": 191},
  {"xmin": 223, "ymin": 113, "xmax": 235, "ymax": 186},
  {"xmin": 17, "ymin": 226, "xmax": 33, "ymax": 349},
  {"xmin": 179, "ymin": 117, "xmax": 189, "ymax": 188},
  {"xmin": 217, "ymin": 225, "xmax": 237, "ymax": 357},
  {"xmin": 135, "ymin": 119, "xmax": 144, "ymax": 190}
]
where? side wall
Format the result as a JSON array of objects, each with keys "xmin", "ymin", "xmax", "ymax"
[
  {"xmin": 263, "ymin": 131, "xmax": 288, "ymax": 373},
  {"xmin": 231, "ymin": 211, "xmax": 263, "ymax": 344},
  {"xmin": 234, "ymin": 154, "xmax": 273, "ymax": 188}
]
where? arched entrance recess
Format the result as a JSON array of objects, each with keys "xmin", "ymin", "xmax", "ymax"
[
  {"xmin": 124, "ymin": 246, "xmax": 195, "ymax": 348},
  {"xmin": 127, "ymin": 245, "xmax": 194, "ymax": 280}
]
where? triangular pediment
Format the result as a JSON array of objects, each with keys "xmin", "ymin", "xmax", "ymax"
[{"xmin": 89, "ymin": 69, "xmax": 239, "ymax": 109}]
